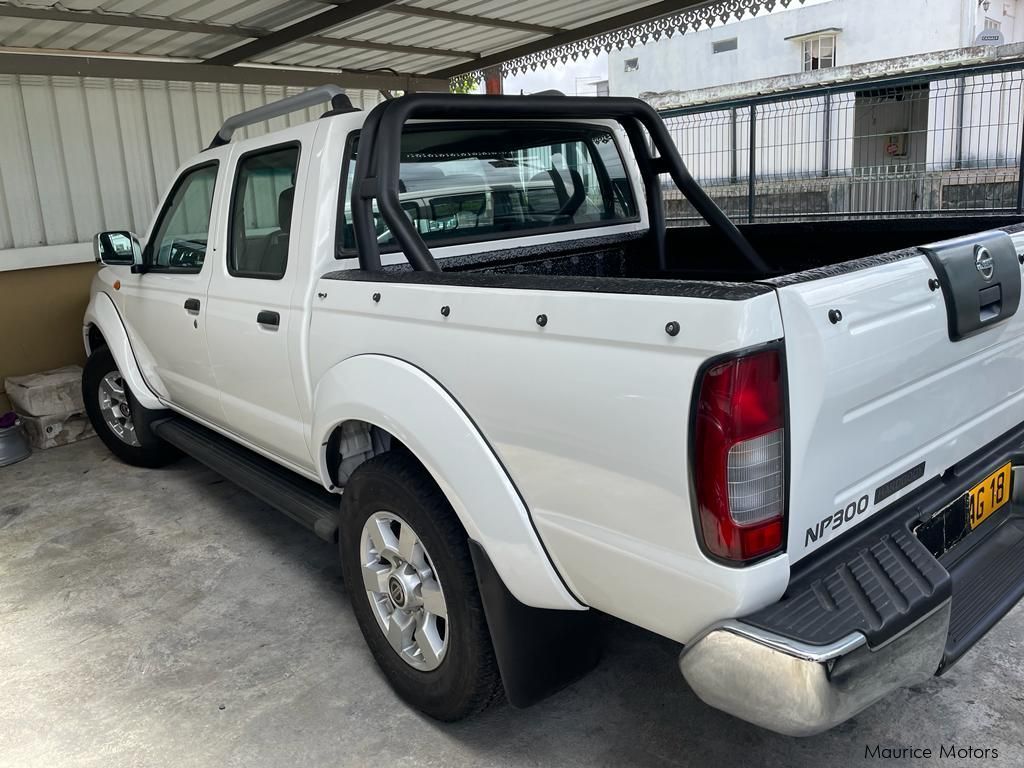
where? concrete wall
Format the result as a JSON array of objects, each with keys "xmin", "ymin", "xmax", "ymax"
[
  {"xmin": 609, "ymin": 0, "xmax": 1022, "ymax": 98},
  {"xmin": 0, "ymin": 262, "xmax": 96, "ymax": 413}
]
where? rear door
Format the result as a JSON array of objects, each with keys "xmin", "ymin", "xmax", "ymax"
[
  {"xmin": 778, "ymin": 228, "xmax": 1024, "ymax": 561},
  {"xmin": 204, "ymin": 139, "xmax": 311, "ymax": 470}
]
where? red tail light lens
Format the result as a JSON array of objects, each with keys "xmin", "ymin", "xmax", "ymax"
[{"xmin": 694, "ymin": 348, "xmax": 785, "ymax": 562}]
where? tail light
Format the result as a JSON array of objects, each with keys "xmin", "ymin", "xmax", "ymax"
[{"xmin": 693, "ymin": 348, "xmax": 785, "ymax": 562}]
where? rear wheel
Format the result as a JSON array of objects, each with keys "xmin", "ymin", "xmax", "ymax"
[
  {"xmin": 339, "ymin": 452, "xmax": 503, "ymax": 721},
  {"xmin": 82, "ymin": 346, "xmax": 178, "ymax": 467}
]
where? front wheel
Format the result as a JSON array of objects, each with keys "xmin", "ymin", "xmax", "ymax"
[
  {"xmin": 82, "ymin": 346, "xmax": 178, "ymax": 468},
  {"xmin": 339, "ymin": 452, "xmax": 503, "ymax": 721}
]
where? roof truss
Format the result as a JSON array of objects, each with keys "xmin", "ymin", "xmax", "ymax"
[{"xmin": 0, "ymin": 0, "xmax": 804, "ymax": 90}]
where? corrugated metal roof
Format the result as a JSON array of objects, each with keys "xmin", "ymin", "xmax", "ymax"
[{"xmin": 0, "ymin": 0, "xmax": 689, "ymax": 86}]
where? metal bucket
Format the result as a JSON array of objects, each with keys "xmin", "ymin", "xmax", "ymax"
[{"xmin": 0, "ymin": 416, "xmax": 31, "ymax": 467}]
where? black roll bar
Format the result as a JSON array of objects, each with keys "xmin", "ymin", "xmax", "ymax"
[{"xmin": 350, "ymin": 93, "xmax": 768, "ymax": 274}]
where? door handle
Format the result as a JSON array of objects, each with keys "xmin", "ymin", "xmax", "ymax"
[
  {"xmin": 183, "ymin": 298, "xmax": 201, "ymax": 313},
  {"xmin": 257, "ymin": 310, "xmax": 280, "ymax": 327}
]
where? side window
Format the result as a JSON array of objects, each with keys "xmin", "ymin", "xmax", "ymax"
[
  {"xmin": 148, "ymin": 164, "xmax": 218, "ymax": 273},
  {"xmin": 337, "ymin": 125, "xmax": 638, "ymax": 255},
  {"xmin": 229, "ymin": 145, "xmax": 300, "ymax": 280}
]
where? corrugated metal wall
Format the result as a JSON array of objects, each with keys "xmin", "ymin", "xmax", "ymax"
[{"xmin": 0, "ymin": 75, "xmax": 383, "ymax": 253}]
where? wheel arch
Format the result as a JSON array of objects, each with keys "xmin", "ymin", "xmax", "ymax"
[
  {"xmin": 312, "ymin": 354, "xmax": 583, "ymax": 612},
  {"xmin": 83, "ymin": 291, "xmax": 163, "ymax": 410}
]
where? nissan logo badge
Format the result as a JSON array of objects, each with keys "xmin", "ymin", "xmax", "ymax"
[{"xmin": 976, "ymin": 245, "xmax": 995, "ymax": 281}]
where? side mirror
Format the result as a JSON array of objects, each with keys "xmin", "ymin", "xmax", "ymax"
[{"xmin": 93, "ymin": 231, "xmax": 142, "ymax": 267}]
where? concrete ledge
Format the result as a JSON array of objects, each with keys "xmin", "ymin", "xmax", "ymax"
[{"xmin": 0, "ymin": 242, "xmax": 94, "ymax": 272}]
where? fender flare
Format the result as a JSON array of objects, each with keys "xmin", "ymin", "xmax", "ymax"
[
  {"xmin": 312, "ymin": 354, "xmax": 584, "ymax": 612},
  {"xmin": 83, "ymin": 292, "xmax": 163, "ymax": 410}
]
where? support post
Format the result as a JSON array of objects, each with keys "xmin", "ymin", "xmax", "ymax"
[
  {"xmin": 955, "ymin": 76, "xmax": 966, "ymax": 170},
  {"xmin": 1015, "ymin": 123, "xmax": 1024, "ymax": 215},
  {"xmin": 1017, "ymin": 106, "xmax": 1024, "ymax": 214},
  {"xmin": 730, "ymin": 107, "xmax": 738, "ymax": 183},
  {"xmin": 822, "ymin": 91, "xmax": 832, "ymax": 178},
  {"xmin": 484, "ymin": 65, "xmax": 503, "ymax": 95},
  {"xmin": 748, "ymin": 104, "xmax": 757, "ymax": 224}
]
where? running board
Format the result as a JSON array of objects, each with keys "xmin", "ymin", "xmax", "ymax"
[{"xmin": 152, "ymin": 417, "xmax": 338, "ymax": 542}]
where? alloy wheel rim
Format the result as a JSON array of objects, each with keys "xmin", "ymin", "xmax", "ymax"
[
  {"xmin": 359, "ymin": 511, "xmax": 449, "ymax": 671},
  {"xmin": 97, "ymin": 371, "xmax": 141, "ymax": 447}
]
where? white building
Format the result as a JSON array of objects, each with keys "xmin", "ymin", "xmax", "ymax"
[
  {"xmin": 601, "ymin": 0, "xmax": 1024, "ymax": 220},
  {"xmin": 610, "ymin": 0, "xmax": 1024, "ymax": 98}
]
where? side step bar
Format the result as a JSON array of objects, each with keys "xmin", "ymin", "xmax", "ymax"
[{"xmin": 152, "ymin": 417, "xmax": 338, "ymax": 542}]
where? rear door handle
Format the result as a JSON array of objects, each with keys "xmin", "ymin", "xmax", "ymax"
[
  {"xmin": 184, "ymin": 298, "xmax": 200, "ymax": 313},
  {"xmin": 257, "ymin": 310, "xmax": 280, "ymax": 327}
]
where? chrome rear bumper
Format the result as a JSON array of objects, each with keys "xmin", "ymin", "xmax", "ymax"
[{"xmin": 678, "ymin": 602, "xmax": 950, "ymax": 737}]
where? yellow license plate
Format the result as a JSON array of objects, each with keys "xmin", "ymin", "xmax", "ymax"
[{"xmin": 968, "ymin": 463, "xmax": 1013, "ymax": 530}]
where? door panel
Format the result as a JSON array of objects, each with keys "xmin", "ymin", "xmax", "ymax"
[
  {"xmin": 205, "ymin": 143, "xmax": 311, "ymax": 469},
  {"xmin": 121, "ymin": 162, "xmax": 223, "ymax": 423}
]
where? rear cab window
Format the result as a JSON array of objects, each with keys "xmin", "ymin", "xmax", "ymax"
[
  {"xmin": 228, "ymin": 143, "xmax": 300, "ymax": 280},
  {"xmin": 337, "ymin": 123, "xmax": 638, "ymax": 255}
]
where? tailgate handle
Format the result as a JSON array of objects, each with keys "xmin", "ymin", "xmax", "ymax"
[
  {"xmin": 920, "ymin": 231, "xmax": 1021, "ymax": 341},
  {"xmin": 979, "ymin": 284, "xmax": 1002, "ymax": 322}
]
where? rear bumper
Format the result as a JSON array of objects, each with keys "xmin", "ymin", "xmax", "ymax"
[
  {"xmin": 679, "ymin": 603, "xmax": 950, "ymax": 736},
  {"xmin": 679, "ymin": 422, "xmax": 1024, "ymax": 736}
]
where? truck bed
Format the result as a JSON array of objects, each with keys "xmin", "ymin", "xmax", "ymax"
[{"xmin": 347, "ymin": 216, "xmax": 1024, "ymax": 291}]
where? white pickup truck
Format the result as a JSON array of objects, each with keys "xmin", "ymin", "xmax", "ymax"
[{"xmin": 83, "ymin": 86, "xmax": 1024, "ymax": 736}]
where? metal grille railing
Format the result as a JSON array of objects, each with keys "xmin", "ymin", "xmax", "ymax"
[{"xmin": 659, "ymin": 60, "xmax": 1024, "ymax": 225}]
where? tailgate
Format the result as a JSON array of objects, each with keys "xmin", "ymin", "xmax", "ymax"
[{"xmin": 778, "ymin": 228, "xmax": 1024, "ymax": 562}]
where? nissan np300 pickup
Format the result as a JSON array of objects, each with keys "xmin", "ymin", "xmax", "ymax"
[{"xmin": 83, "ymin": 87, "xmax": 1024, "ymax": 735}]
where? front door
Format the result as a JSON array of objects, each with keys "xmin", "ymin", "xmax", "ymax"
[
  {"xmin": 121, "ymin": 161, "xmax": 224, "ymax": 424},
  {"xmin": 204, "ymin": 142, "xmax": 311, "ymax": 470}
]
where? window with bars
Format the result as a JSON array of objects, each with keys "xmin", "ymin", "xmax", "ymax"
[{"xmin": 802, "ymin": 34, "xmax": 836, "ymax": 71}]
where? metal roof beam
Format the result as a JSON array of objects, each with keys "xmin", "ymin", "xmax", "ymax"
[
  {"xmin": 305, "ymin": 35, "xmax": 478, "ymax": 60},
  {"xmin": 0, "ymin": 3, "xmax": 262, "ymax": 37},
  {"xmin": 0, "ymin": 51, "xmax": 448, "ymax": 91},
  {"xmin": 0, "ymin": 4, "xmax": 477, "ymax": 61},
  {"xmin": 428, "ymin": 0, "xmax": 711, "ymax": 78},
  {"xmin": 365, "ymin": 5, "xmax": 562, "ymax": 35},
  {"xmin": 207, "ymin": 0, "xmax": 399, "ymax": 66}
]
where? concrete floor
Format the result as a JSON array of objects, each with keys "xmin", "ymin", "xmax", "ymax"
[{"xmin": 2, "ymin": 438, "xmax": 1023, "ymax": 768}]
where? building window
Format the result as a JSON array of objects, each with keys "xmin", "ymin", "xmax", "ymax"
[
  {"xmin": 713, "ymin": 38, "xmax": 738, "ymax": 54},
  {"xmin": 595, "ymin": 80, "xmax": 609, "ymax": 97},
  {"xmin": 985, "ymin": 18, "xmax": 1001, "ymax": 30},
  {"xmin": 624, "ymin": 57, "xmax": 639, "ymax": 72},
  {"xmin": 802, "ymin": 34, "xmax": 836, "ymax": 71}
]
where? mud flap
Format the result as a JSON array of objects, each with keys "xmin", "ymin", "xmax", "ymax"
[{"xmin": 468, "ymin": 539, "xmax": 602, "ymax": 707}]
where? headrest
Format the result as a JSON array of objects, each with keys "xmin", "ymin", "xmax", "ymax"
[{"xmin": 278, "ymin": 187, "xmax": 295, "ymax": 233}]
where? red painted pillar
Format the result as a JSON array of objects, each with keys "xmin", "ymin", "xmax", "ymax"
[{"xmin": 484, "ymin": 65, "xmax": 503, "ymax": 95}]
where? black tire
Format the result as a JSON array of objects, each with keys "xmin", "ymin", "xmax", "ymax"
[
  {"xmin": 339, "ymin": 451, "xmax": 503, "ymax": 721},
  {"xmin": 82, "ymin": 346, "xmax": 179, "ymax": 468}
]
